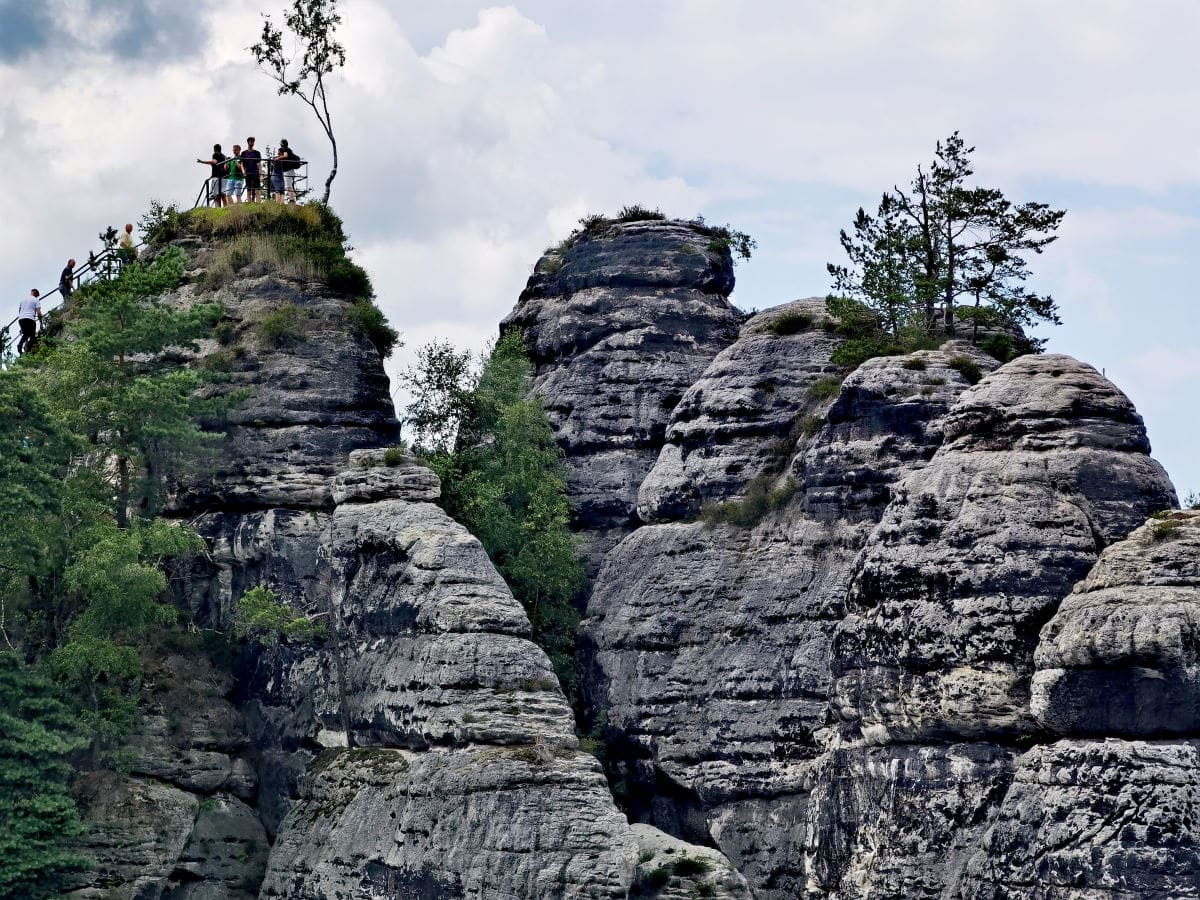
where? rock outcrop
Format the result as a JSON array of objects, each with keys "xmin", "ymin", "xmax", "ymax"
[
  {"xmin": 832, "ymin": 354, "xmax": 1177, "ymax": 745},
  {"xmin": 503, "ymin": 218, "xmax": 742, "ymax": 569},
  {"xmin": 78, "ymin": 222, "xmax": 748, "ymax": 899},
  {"xmin": 578, "ymin": 298, "xmax": 999, "ymax": 895},
  {"xmin": 954, "ymin": 512, "xmax": 1200, "ymax": 899}
]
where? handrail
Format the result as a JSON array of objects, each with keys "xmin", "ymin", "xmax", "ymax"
[{"xmin": 2, "ymin": 160, "xmax": 311, "ymax": 359}]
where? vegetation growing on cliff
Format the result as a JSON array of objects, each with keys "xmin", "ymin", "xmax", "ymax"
[
  {"xmin": 0, "ymin": 249, "xmax": 227, "ymax": 892},
  {"xmin": 402, "ymin": 332, "xmax": 585, "ymax": 703}
]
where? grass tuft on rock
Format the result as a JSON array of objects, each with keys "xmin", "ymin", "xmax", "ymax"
[{"xmin": 701, "ymin": 476, "xmax": 797, "ymax": 528}]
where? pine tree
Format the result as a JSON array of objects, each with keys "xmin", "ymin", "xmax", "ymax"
[
  {"xmin": 831, "ymin": 133, "xmax": 1065, "ymax": 337},
  {"xmin": 32, "ymin": 246, "xmax": 224, "ymax": 524},
  {"xmin": 0, "ymin": 653, "xmax": 91, "ymax": 899}
]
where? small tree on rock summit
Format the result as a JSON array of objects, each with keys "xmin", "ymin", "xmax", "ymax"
[
  {"xmin": 830, "ymin": 132, "xmax": 1065, "ymax": 338},
  {"xmin": 251, "ymin": 0, "xmax": 346, "ymax": 204}
]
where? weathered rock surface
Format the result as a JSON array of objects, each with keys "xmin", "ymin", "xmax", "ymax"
[
  {"xmin": 805, "ymin": 743, "xmax": 1016, "ymax": 899},
  {"xmin": 832, "ymin": 354, "xmax": 1177, "ymax": 745},
  {"xmin": 1033, "ymin": 510, "xmax": 1200, "ymax": 736},
  {"xmin": 165, "ymin": 246, "xmax": 400, "ymax": 513},
  {"xmin": 954, "ymin": 739, "xmax": 1200, "ymax": 899},
  {"xmin": 503, "ymin": 219, "xmax": 742, "ymax": 568},
  {"xmin": 583, "ymin": 327, "xmax": 991, "ymax": 896}
]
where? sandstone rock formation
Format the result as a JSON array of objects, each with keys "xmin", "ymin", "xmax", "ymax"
[
  {"xmin": 578, "ymin": 300, "xmax": 1000, "ymax": 896},
  {"xmin": 503, "ymin": 218, "xmax": 742, "ymax": 569}
]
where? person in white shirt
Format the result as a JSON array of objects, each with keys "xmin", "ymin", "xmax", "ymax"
[
  {"xmin": 17, "ymin": 289, "xmax": 41, "ymax": 355},
  {"xmin": 118, "ymin": 223, "xmax": 136, "ymax": 265}
]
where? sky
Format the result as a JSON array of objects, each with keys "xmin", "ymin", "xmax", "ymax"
[{"xmin": 1, "ymin": 0, "xmax": 1196, "ymax": 497}]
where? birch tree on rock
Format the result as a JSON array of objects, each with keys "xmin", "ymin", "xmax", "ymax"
[{"xmin": 252, "ymin": 0, "xmax": 346, "ymax": 205}]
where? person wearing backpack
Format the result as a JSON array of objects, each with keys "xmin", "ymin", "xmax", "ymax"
[{"xmin": 273, "ymin": 139, "xmax": 300, "ymax": 203}]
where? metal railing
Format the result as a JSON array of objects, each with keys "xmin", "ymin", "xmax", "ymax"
[
  {"xmin": 193, "ymin": 158, "xmax": 309, "ymax": 208},
  {"xmin": 2, "ymin": 158, "xmax": 310, "ymax": 360}
]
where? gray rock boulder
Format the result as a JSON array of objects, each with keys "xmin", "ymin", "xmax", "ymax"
[
  {"xmin": 583, "ymin": 333, "xmax": 987, "ymax": 897},
  {"xmin": 954, "ymin": 739, "xmax": 1200, "ymax": 899},
  {"xmin": 832, "ymin": 354, "xmax": 1177, "ymax": 745},
  {"xmin": 1033, "ymin": 510, "xmax": 1200, "ymax": 736},
  {"xmin": 503, "ymin": 218, "xmax": 742, "ymax": 569},
  {"xmin": 637, "ymin": 298, "xmax": 843, "ymax": 522}
]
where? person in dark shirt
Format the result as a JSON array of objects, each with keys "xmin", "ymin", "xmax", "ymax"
[
  {"xmin": 59, "ymin": 259, "xmax": 75, "ymax": 299},
  {"xmin": 241, "ymin": 136, "xmax": 263, "ymax": 203},
  {"xmin": 196, "ymin": 143, "xmax": 228, "ymax": 207}
]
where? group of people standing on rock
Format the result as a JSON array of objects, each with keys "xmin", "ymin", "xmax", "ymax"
[{"xmin": 197, "ymin": 136, "xmax": 302, "ymax": 207}]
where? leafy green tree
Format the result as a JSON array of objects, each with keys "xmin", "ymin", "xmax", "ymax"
[
  {"xmin": 404, "ymin": 333, "xmax": 585, "ymax": 700},
  {"xmin": 0, "ymin": 653, "xmax": 91, "ymax": 899},
  {"xmin": 252, "ymin": 0, "xmax": 346, "ymax": 204},
  {"xmin": 32, "ymin": 247, "xmax": 224, "ymax": 525},
  {"xmin": 831, "ymin": 132, "xmax": 1065, "ymax": 336}
]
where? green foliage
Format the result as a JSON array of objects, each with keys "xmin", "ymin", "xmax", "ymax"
[
  {"xmin": 947, "ymin": 355, "xmax": 983, "ymax": 385},
  {"xmin": 902, "ymin": 358, "xmax": 927, "ymax": 371},
  {"xmin": 670, "ymin": 856, "xmax": 713, "ymax": 878},
  {"xmin": 31, "ymin": 247, "xmax": 225, "ymax": 523},
  {"xmin": 234, "ymin": 585, "xmax": 325, "ymax": 647},
  {"xmin": 257, "ymin": 302, "xmax": 310, "ymax": 348},
  {"xmin": 615, "ymin": 205, "xmax": 666, "ymax": 222},
  {"xmin": 345, "ymin": 298, "xmax": 400, "ymax": 357},
  {"xmin": 0, "ymin": 653, "xmax": 91, "ymax": 898},
  {"xmin": 1186, "ymin": 491, "xmax": 1199, "ymax": 510},
  {"xmin": 807, "ymin": 376, "xmax": 844, "ymax": 401},
  {"xmin": 139, "ymin": 199, "xmax": 183, "ymax": 246},
  {"xmin": 764, "ymin": 310, "xmax": 813, "ymax": 336},
  {"xmin": 829, "ymin": 132, "xmax": 1065, "ymax": 336},
  {"xmin": 403, "ymin": 333, "xmax": 585, "ymax": 704},
  {"xmin": 826, "ymin": 296, "xmax": 940, "ymax": 368},
  {"xmin": 383, "ymin": 446, "xmax": 405, "ymax": 467},
  {"xmin": 641, "ymin": 867, "xmax": 671, "ymax": 891},
  {"xmin": 980, "ymin": 333, "xmax": 1016, "ymax": 362},
  {"xmin": 701, "ymin": 476, "xmax": 796, "ymax": 529}
]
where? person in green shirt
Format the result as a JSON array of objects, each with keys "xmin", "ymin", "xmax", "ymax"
[{"xmin": 226, "ymin": 144, "xmax": 246, "ymax": 205}]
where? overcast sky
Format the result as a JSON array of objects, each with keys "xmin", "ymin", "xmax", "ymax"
[{"xmin": 2, "ymin": 0, "xmax": 1197, "ymax": 496}]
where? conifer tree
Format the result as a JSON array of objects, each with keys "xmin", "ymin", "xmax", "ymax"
[
  {"xmin": 831, "ymin": 133, "xmax": 1065, "ymax": 336},
  {"xmin": 0, "ymin": 653, "xmax": 91, "ymax": 899}
]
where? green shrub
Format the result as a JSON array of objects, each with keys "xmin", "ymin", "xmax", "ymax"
[
  {"xmin": 616, "ymin": 204, "xmax": 666, "ymax": 222},
  {"xmin": 327, "ymin": 259, "xmax": 373, "ymax": 297},
  {"xmin": 233, "ymin": 584, "xmax": 325, "ymax": 646},
  {"xmin": 642, "ymin": 867, "xmax": 671, "ymax": 890},
  {"xmin": 765, "ymin": 310, "xmax": 813, "ymax": 336},
  {"xmin": 902, "ymin": 358, "xmax": 927, "ymax": 371},
  {"xmin": 671, "ymin": 856, "xmax": 713, "ymax": 878},
  {"xmin": 256, "ymin": 302, "xmax": 309, "ymax": 348},
  {"xmin": 947, "ymin": 355, "xmax": 983, "ymax": 385},
  {"xmin": 383, "ymin": 446, "xmax": 406, "ymax": 467},
  {"xmin": 213, "ymin": 318, "xmax": 238, "ymax": 345},
  {"xmin": 139, "ymin": 199, "xmax": 183, "ymax": 245},
  {"xmin": 1150, "ymin": 519, "xmax": 1181, "ymax": 542},
  {"xmin": 696, "ymin": 882, "xmax": 717, "ymax": 897},
  {"xmin": 701, "ymin": 476, "xmax": 796, "ymax": 529},
  {"xmin": 403, "ymin": 332, "xmax": 585, "ymax": 709},
  {"xmin": 807, "ymin": 376, "xmax": 843, "ymax": 401},
  {"xmin": 346, "ymin": 298, "xmax": 400, "ymax": 357},
  {"xmin": 981, "ymin": 333, "xmax": 1016, "ymax": 362},
  {"xmin": 200, "ymin": 349, "xmax": 235, "ymax": 372}
]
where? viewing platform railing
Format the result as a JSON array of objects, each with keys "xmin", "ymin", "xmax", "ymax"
[{"xmin": 1, "ymin": 159, "xmax": 309, "ymax": 361}]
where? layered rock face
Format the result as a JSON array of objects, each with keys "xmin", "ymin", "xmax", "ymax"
[
  {"xmin": 578, "ymin": 299, "xmax": 999, "ymax": 895},
  {"xmin": 82, "ymin": 226, "xmax": 750, "ymax": 899},
  {"xmin": 502, "ymin": 219, "xmax": 742, "ymax": 568},
  {"xmin": 955, "ymin": 512, "xmax": 1200, "ymax": 899},
  {"xmin": 832, "ymin": 354, "xmax": 1177, "ymax": 744}
]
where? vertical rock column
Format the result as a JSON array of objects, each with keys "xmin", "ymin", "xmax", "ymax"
[
  {"xmin": 815, "ymin": 354, "xmax": 1178, "ymax": 899},
  {"xmin": 502, "ymin": 218, "xmax": 742, "ymax": 571},
  {"xmin": 952, "ymin": 511, "xmax": 1200, "ymax": 899}
]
